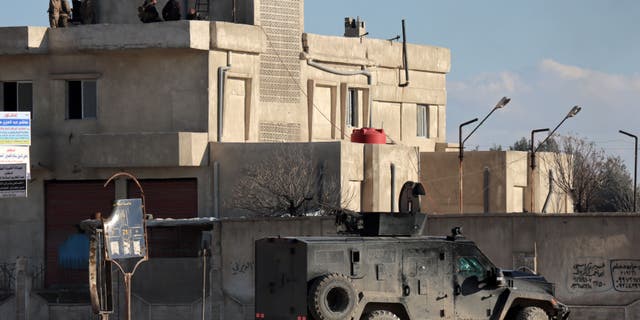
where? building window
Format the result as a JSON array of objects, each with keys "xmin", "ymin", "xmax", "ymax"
[
  {"xmin": 417, "ymin": 104, "xmax": 428, "ymax": 137},
  {"xmin": 67, "ymin": 80, "xmax": 97, "ymax": 119},
  {"xmin": 2, "ymin": 82, "xmax": 33, "ymax": 114},
  {"xmin": 346, "ymin": 88, "xmax": 359, "ymax": 127}
]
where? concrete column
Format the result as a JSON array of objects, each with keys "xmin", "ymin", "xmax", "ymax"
[
  {"xmin": 15, "ymin": 257, "xmax": 27, "ymax": 320},
  {"xmin": 210, "ymin": 222, "xmax": 223, "ymax": 319}
]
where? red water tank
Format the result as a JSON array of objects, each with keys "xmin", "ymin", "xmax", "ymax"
[{"xmin": 350, "ymin": 128, "xmax": 387, "ymax": 144}]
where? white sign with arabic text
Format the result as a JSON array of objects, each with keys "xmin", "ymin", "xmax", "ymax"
[{"xmin": 0, "ymin": 163, "xmax": 27, "ymax": 198}]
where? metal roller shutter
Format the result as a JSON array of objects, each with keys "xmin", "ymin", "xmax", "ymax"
[
  {"xmin": 127, "ymin": 178, "xmax": 199, "ymax": 258},
  {"xmin": 44, "ymin": 181, "xmax": 115, "ymax": 289}
]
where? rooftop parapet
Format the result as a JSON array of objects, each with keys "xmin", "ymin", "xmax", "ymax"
[
  {"xmin": 0, "ymin": 21, "xmax": 264, "ymax": 54},
  {"xmin": 0, "ymin": 27, "xmax": 48, "ymax": 55},
  {"xmin": 303, "ymin": 33, "xmax": 451, "ymax": 73},
  {"xmin": 49, "ymin": 20, "xmax": 211, "ymax": 52}
]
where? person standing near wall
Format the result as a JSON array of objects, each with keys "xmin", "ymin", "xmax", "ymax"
[
  {"xmin": 162, "ymin": 0, "xmax": 182, "ymax": 21},
  {"xmin": 48, "ymin": 0, "xmax": 61, "ymax": 27},
  {"xmin": 48, "ymin": 0, "xmax": 72, "ymax": 28},
  {"xmin": 186, "ymin": 8, "xmax": 200, "ymax": 20},
  {"xmin": 81, "ymin": 0, "xmax": 96, "ymax": 24},
  {"xmin": 59, "ymin": 0, "xmax": 72, "ymax": 27},
  {"xmin": 138, "ymin": 0, "xmax": 162, "ymax": 23}
]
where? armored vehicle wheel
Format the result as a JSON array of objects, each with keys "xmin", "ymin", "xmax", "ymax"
[
  {"xmin": 515, "ymin": 306, "xmax": 549, "ymax": 320},
  {"xmin": 308, "ymin": 273, "xmax": 357, "ymax": 320},
  {"xmin": 366, "ymin": 310, "xmax": 400, "ymax": 320}
]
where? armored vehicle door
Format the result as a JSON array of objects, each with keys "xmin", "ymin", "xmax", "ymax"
[
  {"xmin": 452, "ymin": 243, "xmax": 504, "ymax": 320},
  {"xmin": 402, "ymin": 245, "xmax": 453, "ymax": 319}
]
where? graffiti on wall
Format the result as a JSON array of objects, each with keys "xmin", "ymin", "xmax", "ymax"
[
  {"xmin": 568, "ymin": 258, "xmax": 611, "ymax": 292},
  {"xmin": 568, "ymin": 258, "xmax": 640, "ymax": 292},
  {"xmin": 611, "ymin": 260, "xmax": 640, "ymax": 292},
  {"xmin": 230, "ymin": 261, "xmax": 255, "ymax": 275}
]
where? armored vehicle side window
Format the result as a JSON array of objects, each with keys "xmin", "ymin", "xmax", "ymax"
[
  {"xmin": 458, "ymin": 257, "xmax": 487, "ymax": 281},
  {"xmin": 455, "ymin": 245, "xmax": 494, "ymax": 283}
]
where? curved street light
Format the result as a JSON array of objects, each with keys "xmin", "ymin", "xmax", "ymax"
[
  {"xmin": 458, "ymin": 96, "xmax": 510, "ymax": 213},
  {"xmin": 529, "ymin": 105, "xmax": 581, "ymax": 213},
  {"xmin": 619, "ymin": 130, "xmax": 637, "ymax": 212}
]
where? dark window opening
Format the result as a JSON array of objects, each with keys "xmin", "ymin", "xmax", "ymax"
[
  {"xmin": 3, "ymin": 82, "xmax": 33, "ymax": 114},
  {"xmin": 417, "ymin": 104, "xmax": 428, "ymax": 137},
  {"xmin": 67, "ymin": 80, "xmax": 96, "ymax": 119},
  {"xmin": 347, "ymin": 88, "xmax": 358, "ymax": 127}
]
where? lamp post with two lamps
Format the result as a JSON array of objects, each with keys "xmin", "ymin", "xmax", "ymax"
[
  {"xmin": 529, "ymin": 105, "xmax": 582, "ymax": 212},
  {"xmin": 458, "ymin": 97, "xmax": 511, "ymax": 213}
]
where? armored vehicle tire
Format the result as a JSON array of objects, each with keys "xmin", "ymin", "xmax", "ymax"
[
  {"xmin": 366, "ymin": 310, "xmax": 400, "ymax": 320},
  {"xmin": 514, "ymin": 306, "xmax": 549, "ymax": 320},
  {"xmin": 308, "ymin": 273, "xmax": 357, "ymax": 320}
]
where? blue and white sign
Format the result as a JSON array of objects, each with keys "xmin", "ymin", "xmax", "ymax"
[{"xmin": 0, "ymin": 112, "xmax": 31, "ymax": 146}]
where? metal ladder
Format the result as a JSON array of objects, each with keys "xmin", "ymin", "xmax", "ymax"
[{"xmin": 194, "ymin": 0, "xmax": 209, "ymax": 20}]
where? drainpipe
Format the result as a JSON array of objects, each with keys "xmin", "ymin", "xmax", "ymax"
[
  {"xmin": 217, "ymin": 64, "xmax": 231, "ymax": 142},
  {"xmin": 306, "ymin": 58, "xmax": 374, "ymax": 126},
  {"xmin": 390, "ymin": 163, "xmax": 396, "ymax": 212},
  {"xmin": 213, "ymin": 161, "xmax": 220, "ymax": 218},
  {"xmin": 307, "ymin": 59, "xmax": 371, "ymax": 85}
]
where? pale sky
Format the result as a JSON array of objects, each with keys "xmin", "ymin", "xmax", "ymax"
[{"xmin": 1, "ymin": 0, "xmax": 639, "ymax": 170}]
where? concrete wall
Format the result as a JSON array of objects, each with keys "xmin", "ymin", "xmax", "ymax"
[
  {"xmin": 426, "ymin": 213, "xmax": 640, "ymax": 319},
  {"xmin": 5, "ymin": 214, "xmax": 639, "ymax": 319},
  {"xmin": 206, "ymin": 214, "xmax": 640, "ymax": 320},
  {"xmin": 212, "ymin": 217, "xmax": 336, "ymax": 320},
  {"xmin": 210, "ymin": 214, "xmax": 640, "ymax": 320},
  {"xmin": 421, "ymin": 151, "xmax": 573, "ymax": 214},
  {"xmin": 210, "ymin": 141, "xmax": 419, "ymax": 216}
]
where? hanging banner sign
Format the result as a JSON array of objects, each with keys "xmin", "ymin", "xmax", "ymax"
[
  {"xmin": 0, "ymin": 112, "xmax": 31, "ymax": 146},
  {"xmin": 0, "ymin": 146, "xmax": 30, "ymax": 178},
  {"xmin": 0, "ymin": 163, "xmax": 27, "ymax": 198}
]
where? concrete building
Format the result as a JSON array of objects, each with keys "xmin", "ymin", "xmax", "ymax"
[
  {"xmin": 421, "ymin": 151, "xmax": 574, "ymax": 214},
  {"xmin": 0, "ymin": 0, "xmax": 578, "ymax": 318},
  {"xmin": 0, "ymin": 0, "xmax": 446, "ymax": 317}
]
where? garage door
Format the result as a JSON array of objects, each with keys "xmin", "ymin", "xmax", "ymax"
[
  {"xmin": 45, "ymin": 181, "xmax": 115, "ymax": 288},
  {"xmin": 127, "ymin": 178, "xmax": 199, "ymax": 258}
]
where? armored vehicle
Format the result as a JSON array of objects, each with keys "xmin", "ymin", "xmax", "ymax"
[{"xmin": 254, "ymin": 183, "xmax": 569, "ymax": 320}]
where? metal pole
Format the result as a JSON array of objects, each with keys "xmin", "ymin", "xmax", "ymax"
[
  {"xmin": 530, "ymin": 128, "xmax": 550, "ymax": 213},
  {"xmin": 124, "ymin": 273, "xmax": 132, "ymax": 320},
  {"xmin": 531, "ymin": 106, "xmax": 580, "ymax": 212},
  {"xmin": 201, "ymin": 248, "xmax": 208, "ymax": 320},
  {"xmin": 459, "ymin": 118, "xmax": 478, "ymax": 213},
  {"xmin": 400, "ymin": 19, "xmax": 410, "ymax": 87},
  {"xmin": 620, "ymin": 130, "xmax": 637, "ymax": 212}
]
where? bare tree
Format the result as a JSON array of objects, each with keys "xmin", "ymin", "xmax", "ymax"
[
  {"xmin": 230, "ymin": 145, "xmax": 352, "ymax": 217},
  {"xmin": 546, "ymin": 135, "xmax": 610, "ymax": 212}
]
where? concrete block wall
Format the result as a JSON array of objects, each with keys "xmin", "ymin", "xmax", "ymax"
[
  {"xmin": 426, "ymin": 213, "xmax": 640, "ymax": 320},
  {"xmin": 210, "ymin": 214, "xmax": 640, "ymax": 320}
]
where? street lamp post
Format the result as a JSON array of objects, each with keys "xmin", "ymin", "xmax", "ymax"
[
  {"xmin": 530, "ymin": 128, "xmax": 550, "ymax": 213},
  {"xmin": 619, "ymin": 130, "xmax": 637, "ymax": 212},
  {"xmin": 458, "ymin": 96, "xmax": 511, "ymax": 213},
  {"xmin": 529, "ymin": 105, "xmax": 581, "ymax": 212}
]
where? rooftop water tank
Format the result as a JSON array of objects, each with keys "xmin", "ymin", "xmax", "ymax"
[{"xmin": 350, "ymin": 128, "xmax": 386, "ymax": 144}]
